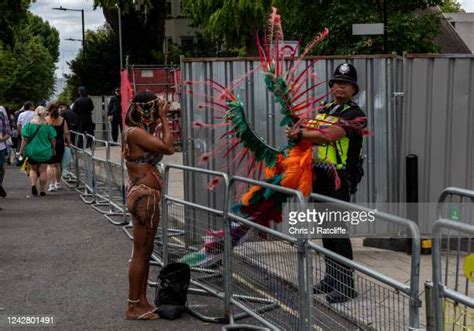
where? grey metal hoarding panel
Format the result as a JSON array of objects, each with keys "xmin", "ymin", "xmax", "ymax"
[
  {"xmin": 402, "ymin": 56, "xmax": 474, "ymax": 234},
  {"xmin": 182, "ymin": 57, "xmax": 398, "ymax": 232}
]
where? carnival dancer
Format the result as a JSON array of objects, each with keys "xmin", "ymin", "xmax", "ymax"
[{"xmin": 123, "ymin": 91, "xmax": 174, "ymax": 320}]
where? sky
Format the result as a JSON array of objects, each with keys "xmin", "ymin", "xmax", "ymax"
[
  {"xmin": 459, "ymin": 0, "xmax": 474, "ymax": 12},
  {"xmin": 29, "ymin": 0, "xmax": 106, "ymax": 78}
]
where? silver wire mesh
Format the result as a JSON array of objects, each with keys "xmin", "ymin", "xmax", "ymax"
[
  {"xmin": 438, "ymin": 227, "xmax": 474, "ymax": 330},
  {"xmin": 310, "ymin": 250, "xmax": 410, "ymax": 330},
  {"xmin": 107, "ymin": 161, "xmax": 127, "ymax": 209},
  {"xmin": 163, "ymin": 201, "xmax": 226, "ymax": 289},
  {"xmin": 228, "ymin": 223, "xmax": 301, "ymax": 330}
]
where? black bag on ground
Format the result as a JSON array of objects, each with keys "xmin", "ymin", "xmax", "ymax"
[{"xmin": 155, "ymin": 263, "xmax": 190, "ymax": 320}]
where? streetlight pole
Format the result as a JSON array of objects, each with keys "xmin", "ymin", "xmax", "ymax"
[
  {"xmin": 116, "ymin": 4, "xmax": 123, "ymax": 69},
  {"xmin": 52, "ymin": 6, "xmax": 86, "ymax": 60},
  {"xmin": 81, "ymin": 9, "xmax": 85, "ymax": 60},
  {"xmin": 383, "ymin": 0, "xmax": 388, "ymax": 53}
]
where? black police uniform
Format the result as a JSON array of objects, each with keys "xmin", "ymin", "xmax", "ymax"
[
  {"xmin": 312, "ymin": 63, "xmax": 366, "ymax": 303},
  {"xmin": 107, "ymin": 94, "xmax": 122, "ymax": 142}
]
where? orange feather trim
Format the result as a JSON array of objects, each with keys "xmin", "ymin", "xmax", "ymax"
[
  {"xmin": 297, "ymin": 146, "xmax": 313, "ymax": 196},
  {"xmin": 280, "ymin": 142, "xmax": 313, "ymax": 195},
  {"xmin": 264, "ymin": 154, "xmax": 286, "ymax": 179},
  {"xmin": 241, "ymin": 185, "xmax": 262, "ymax": 206},
  {"xmin": 264, "ymin": 166, "xmax": 278, "ymax": 179}
]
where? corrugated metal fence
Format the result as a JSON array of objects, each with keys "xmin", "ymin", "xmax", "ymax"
[
  {"xmin": 90, "ymin": 95, "xmax": 113, "ymax": 142},
  {"xmin": 402, "ymin": 54, "xmax": 474, "ymax": 233},
  {"xmin": 181, "ymin": 54, "xmax": 474, "ymax": 234}
]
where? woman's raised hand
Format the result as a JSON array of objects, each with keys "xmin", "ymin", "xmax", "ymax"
[{"xmin": 158, "ymin": 98, "xmax": 168, "ymax": 118}]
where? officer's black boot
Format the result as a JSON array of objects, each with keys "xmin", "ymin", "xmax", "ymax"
[{"xmin": 326, "ymin": 265, "xmax": 357, "ymax": 304}]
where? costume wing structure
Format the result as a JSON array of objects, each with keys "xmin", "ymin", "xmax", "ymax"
[{"xmin": 180, "ymin": 8, "xmax": 366, "ymax": 267}]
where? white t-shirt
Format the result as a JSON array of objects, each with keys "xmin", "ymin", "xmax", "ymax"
[
  {"xmin": 0, "ymin": 107, "xmax": 9, "ymax": 150},
  {"xmin": 17, "ymin": 110, "xmax": 35, "ymax": 127}
]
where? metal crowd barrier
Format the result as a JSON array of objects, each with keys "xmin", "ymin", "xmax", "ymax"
[
  {"xmin": 309, "ymin": 193, "xmax": 422, "ymax": 330},
  {"xmin": 75, "ymin": 133, "xmax": 96, "ymax": 203},
  {"xmin": 63, "ymin": 133, "xmax": 130, "ymax": 226},
  {"xmin": 62, "ymin": 131, "xmax": 86, "ymax": 188},
  {"xmin": 430, "ymin": 220, "xmax": 474, "ymax": 330},
  {"xmin": 423, "ymin": 187, "xmax": 474, "ymax": 330},
  {"xmin": 226, "ymin": 176, "xmax": 307, "ymax": 330},
  {"xmin": 436, "ymin": 188, "xmax": 474, "ymax": 290},
  {"xmin": 437, "ymin": 187, "xmax": 474, "ymax": 225},
  {"xmin": 157, "ymin": 164, "xmax": 232, "ymax": 323},
  {"xmin": 103, "ymin": 142, "xmax": 129, "ymax": 226},
  {"xmin": 63, "ymin": 152, "xmax": 474, "ymax": 330},
  {"xmin": 89, "ymin": 138, "xmax": 112, "ymax": 213}
]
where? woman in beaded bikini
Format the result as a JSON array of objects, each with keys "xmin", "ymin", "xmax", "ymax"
[{"xmin": 123, "ymin": 91, "xmax": 174, "ymax": 320}]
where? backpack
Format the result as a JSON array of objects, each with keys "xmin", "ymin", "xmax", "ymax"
[{"xmin": 154, "ymin": 263, "xmax": 191, "ymax": 320}]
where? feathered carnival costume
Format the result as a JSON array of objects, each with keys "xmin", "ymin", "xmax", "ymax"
[{"xmin": 180, "ymin": 8, "xmax": 368, "ymax": 267}]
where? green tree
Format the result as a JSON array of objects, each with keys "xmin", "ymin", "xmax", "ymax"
[
  {"xmin": 181, "ymin": 0, "xmax": 272, "ymax": 55},
  {"xmin": 62, "ymin": 27, "xmax": 120, "ymax": 101},
  {"xmin": 93, "ymin": 0, "xmax": 166, "ymax": 64},
  {"xmin": 183, "ymin": 0, "xmax": 445, "ymax": 55},
  {"xmin": 0, "ymin": 38, "xmax": 55, "ymax": 107},
  {"xmin": 0, "ymin": 0, "xmax": 31, "ymax": 47},
  {"xmin": 440, "ymin": 0, "xmax": 465, "ymax": 12},
  {"xmin": 21, "ymin": 13, "xmax": 60, "ymax": 62},
  {"xmin": 0, "ymin": 6, "xmax": 58, "ymax": 109},
  {"xmin": 310, "ymin": 1, "xmax": 443, "ymax": 54}
]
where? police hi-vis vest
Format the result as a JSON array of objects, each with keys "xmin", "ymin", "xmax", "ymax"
[{"xmin": 307, "ymin": 102, "xmax": 352, "ymax": 170}]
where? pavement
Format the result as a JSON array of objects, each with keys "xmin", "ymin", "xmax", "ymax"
[
  {"xmin": 1, "ymin": 149, "xmax": 469, "ymax": 330},
  {"xmin": 0, "ymin": 158, "xmax": 220, "ymax": 331}
]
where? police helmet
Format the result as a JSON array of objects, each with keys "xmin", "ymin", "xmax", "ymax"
[{"xmin": 329, "ymin": 63, "xmax": 359, "ymax": 95}]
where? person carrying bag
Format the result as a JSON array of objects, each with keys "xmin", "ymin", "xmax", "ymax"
[{"xmin": 18, "ymin": 106, "xmax": 56, "ymax": 196}]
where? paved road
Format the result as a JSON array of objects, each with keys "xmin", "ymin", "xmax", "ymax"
[{"xmin": 0, "ymin": 165, "xmax": 220, "ymax": 330}]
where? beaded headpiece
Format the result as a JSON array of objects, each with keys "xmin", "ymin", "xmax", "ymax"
[{"xmin": 133, "ymin": 96, "xmax": 165, "ymax": 127}]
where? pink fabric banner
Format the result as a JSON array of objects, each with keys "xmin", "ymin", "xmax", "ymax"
[{"xmin": 120, "ymin": 69, "xmax": 134, "ymax": 129}]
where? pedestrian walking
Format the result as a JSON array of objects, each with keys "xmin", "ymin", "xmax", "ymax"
[
  {"xmin": 107, "ymin": 87, "xmax": 122, "ymax": 142},
  {"xmin": 0, "ymin": 105, "xmax": 11, "ymax": 199},
  {"xmin": 16, "ymin": 101, "xmax": 35, "ymax": 136},
  {"xmin": 59, "ymin": 103, "xmax": 77, "ymax": 143},
  {"xmin": 122, "ymin": 91, "xmax": 174, "ymax": 320},
  {"xmin": 18, "ymin": 106, "xmax": 56, "ymax": 196},
  {"xmin": 46, "ymin": 103, "xmax": 73, "ymax": 192}
]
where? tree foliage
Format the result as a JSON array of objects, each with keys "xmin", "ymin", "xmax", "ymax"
[
  {"xmin": 182, "ymin": 0, "xmax": 272, "ymax": 55},
  {"xmin": 440, "ymin": 0, "xmax": 465, "ymax": 13},
  {"xmin": 61, "ymin": 27, "xmax": 120, "ymax": 102},
  {"xmin": 21, "ymin": 13, "xmax": 60, "ymax": 63},
  {"xmin": 182, "ymin": 0, "xmax": 446, "ymax": 55},
  {"xmin": 93, "ymin": 0, "xmax": 166, "ymax": 64},
  {"xmin": 0, "ymin": 0, "xmax": 32, "ymax": 47},
  {"xmin": 0, "ymin": 9, "xmax": 58, "ymax": 109},
  {"xmin": 277, "ymin": 0, "xmax": 445, "ymax": 54},
  {"xmin": 0, "ymin": 38, "xmax": 55, "ymax": 107}
]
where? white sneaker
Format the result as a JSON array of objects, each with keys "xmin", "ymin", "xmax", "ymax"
[
  {"xmin": 48, "ymin": 184, "xmax": 56, "ymax": 192},
  {"xmin": 54, "ymin": 182, "xmax": 61, "ymax": 190}
]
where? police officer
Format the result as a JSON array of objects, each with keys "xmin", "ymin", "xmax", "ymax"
[
  {"xmin": 72, "ymin": 86, "xmax": 95, "ymax": 148},
  {"xmin": 288, "ymin": 63, "xmax": 366, "ymax": 303},
  {"xmin": 107, "ymin": 87, "xmax": 122, "ymax": 142}
]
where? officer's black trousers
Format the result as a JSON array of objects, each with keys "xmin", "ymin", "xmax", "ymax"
[
  {"xmin": 312, "ymin": 167, "xmax": 355, "ymax": 294},
  {"xmin": 110, "ymin": 118, "xmax": 122, "ymax": 143}
]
